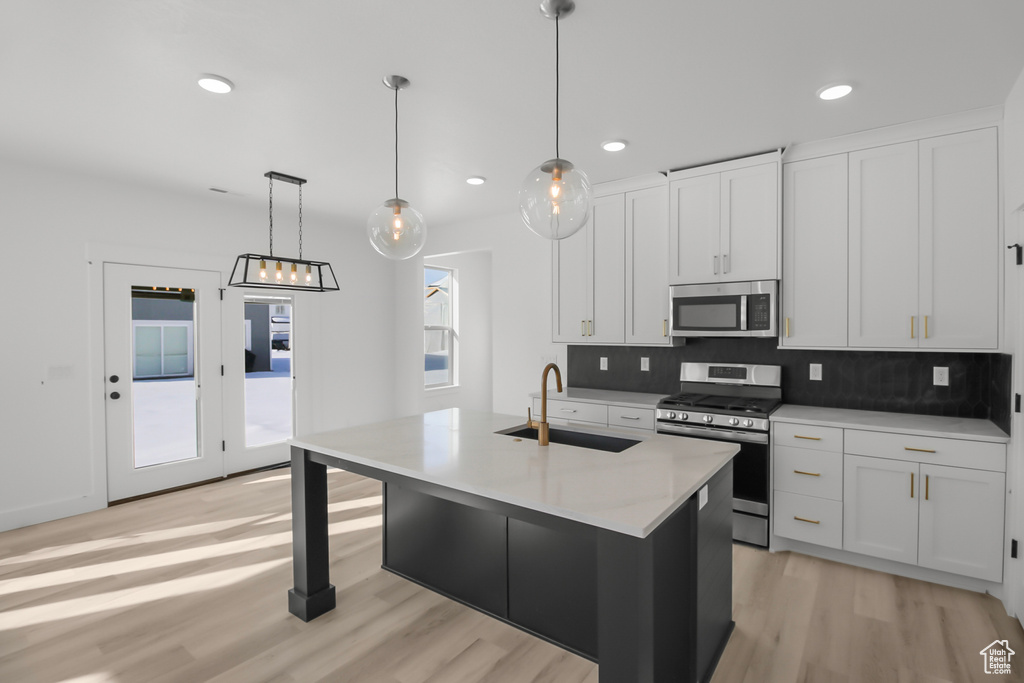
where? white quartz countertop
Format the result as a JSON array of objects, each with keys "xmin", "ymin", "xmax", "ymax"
[
  {"xmin": 290, "ymin": 408, "xmax": 737, "ymax": 538},
  {"xmin": 527, "ymin": 387, "xmax": 666, "ymax": 409},
  {"xmin": 772, "ymin": 405, "xmax": 1009, "ymax": 443}
]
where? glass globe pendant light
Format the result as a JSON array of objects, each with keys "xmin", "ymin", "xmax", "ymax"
[
  {"xmin": 368, "ymin": 75, "xmax": 426, "ymax": 260},
  {"xmin": 519, "ymin": 0, "xmax": 591, "ymax": 241}
]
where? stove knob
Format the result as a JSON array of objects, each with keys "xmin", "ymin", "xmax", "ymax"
[
  {"xmin": 743, "ymin": 419, "xmax": 754, "ymax": 428},
  {"xmin": 703, "ymin": 415, "xmax": 713, "ymax": 423},
  {"xmin": 729, "ymin": 417, "xmax": 739, "ymax": 426},
  {"xmin": 667, "ymin": 412, "xmax": 677, "ymax": 420},
  {"xmin": 680, "ymin": 413, "xmax": 689, "ymax": 421}
]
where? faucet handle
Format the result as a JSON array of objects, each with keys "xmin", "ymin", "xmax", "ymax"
[{"xmin": 527, "ymin": 407, "xmax": 538, "ymax": 429}]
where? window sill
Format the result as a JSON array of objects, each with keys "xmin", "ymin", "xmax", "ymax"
[{"xmin": 425, "ymin": 384, "xmax": 460, "ymax": 396}]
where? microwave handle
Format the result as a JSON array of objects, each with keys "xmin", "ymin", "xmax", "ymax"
[{"xmin": 739, "ymin": 295, "xmax": 748, "ymax": 331}]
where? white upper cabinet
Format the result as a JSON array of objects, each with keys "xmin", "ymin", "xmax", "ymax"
[
  {"xmin": 848, "ymin": 141, "xmax": 920, "ymax": 348},
  {"xmin": 918, "ymin": 128, "xmax": 999, "ymax": 349},
  {"xmin": 625, "ymin": 184, "xmax": 670, "ymax": 345},
  {"xmin": 670, "ymin": 152, "xmax": 780, "ymax": 285},
  {"xmin": 781, "ymin": 154, "xmax": 848, "ymax": 347},
  {"xmin": 552, "ymin": 194, "xmax": 625, "ymax": 343}
]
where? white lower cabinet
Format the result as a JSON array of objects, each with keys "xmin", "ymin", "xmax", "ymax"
[
  {"xmin": 843, "ymin": 454, "xmax": 920, "ymax": 565},
  {"xmin": 775, "ymin": 418, "xmax": 1006, "ymax": 584},
  {"xmin": 917, "ymin": 463, "xmax": 1005, "ymax": 582}
]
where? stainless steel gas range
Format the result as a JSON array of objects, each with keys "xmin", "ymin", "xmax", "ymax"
[{"xmin": 656, "ymin": 362, "xmax": 782, "ymax": 547}]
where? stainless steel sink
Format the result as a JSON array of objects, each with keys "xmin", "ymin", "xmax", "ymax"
[{"xmin": 497, "ymin": 425, "xmax": 639, "ymax": 453}]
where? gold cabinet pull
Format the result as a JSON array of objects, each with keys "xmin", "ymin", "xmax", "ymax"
[
  {"xmin": 924, "ymin": 314, "xmax": 929, "ymax": 339},
  {"xmin": 911, "ymin": 472, "xmax": 915, "ymax": 498},
  {"xmin": 785, "ymin": 317, "xmax": 790, "ymax": 338},
  {"xmin": 794, "ymin": 470, "xmax": 821, "ymax": 477},
  {"xmin": 588, "ymin": 320, "xmax": 593, "ymax": 336},
  {"xmin": 663, "ymin": 319, "xmax": 668, "ymax": 337},
  {"xmin": 904, "ymin": 447, "xmax": 936, "ymax": 453},
  {"xmin": 925, "ymin": 474, "xmax": 929, "ymax": 501},
  {"xmin": 794, "ymin": 435, "xmax": 821, "ymax": 441},
  {"xmin": 581, "ymin": 320, "xmax": 586, "ymax": 336},
  {"xmin": 794, "ymin": 516, "xmax": 820, "ymax": 525},
  {"xmin": 911, "ymin": 315, "xmax": 915, "ymax": 339}
]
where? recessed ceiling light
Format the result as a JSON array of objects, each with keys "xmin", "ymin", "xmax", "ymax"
[
  {"xmin": 198, "ymin": 74, "xmax": 234, "ymax": 94},
  {"xmin": 817, "ymin": 84, "xmax": 852, "ymax": 101},
  {"xmin": 602, "ymin": 140, "xmax": 627, "ymax": 152},
  {"xmin": 466, "ymin": 176, "xmax": 486, "ymax": 185}
]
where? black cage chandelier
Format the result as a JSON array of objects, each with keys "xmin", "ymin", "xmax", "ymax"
[{"xmin": 229, "ymin": 171, "xmax": 339, "ymax": 292}]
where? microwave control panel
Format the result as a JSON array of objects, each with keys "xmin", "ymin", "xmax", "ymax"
[{"xmin": 749, "ymin": 294, "xmax": 772, "ymax": 331}]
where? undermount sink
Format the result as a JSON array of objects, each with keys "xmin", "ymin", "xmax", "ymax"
[{"xmin": 497, "ymin": 425, "xmax": 640, "ymax": 453}]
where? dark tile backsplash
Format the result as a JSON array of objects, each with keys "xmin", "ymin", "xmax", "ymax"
[{"xmin": 566, "ymin": 340, "xmax": 1012, "ymax": 435}]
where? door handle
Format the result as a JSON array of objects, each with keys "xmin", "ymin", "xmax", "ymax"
[
  {"xmin": 793, "ymin": 470, "xmax": 821, "ymax": 477},
  {"xmin": 588, "ymin": 320, "xmax": 593, "ymax": 336},
  {"xmin": 663, "ymin": 319, "xmax": 668, "ymax": 337},
  {"xmin": 911, "ymin": 472, "xmax": 914, "ymax": 498},
  {"xmin": 794, "ymin": 516, "xmax": 820, "ymax": 525},
  {"xmin": 924, "ymin": 315, "xmax": 929, "ymax": 339},
  {"xmin": 723, "ymin": 253, "xmax": 730, "ymax": 274},
  {"xmin": 581, "ymin": 320, "xmax": 586, "ymax": 336},
  {"xmin": 110, "ymin": 391, "xmax": 121, "ymax": 400},
  {"xmin": 713, "ymin": 255, "xmax": 718, "ymax": 275},
  {"xmin": 925, "ymin": 474, "xmax": 930, "ymax": 501},
  {"xmin": 911, "ymin": 316, "xmax": 915, "ymax": 339},
  {"xmin": 785, "ymin": 317, "xmax": 790, "ymax": 338}
]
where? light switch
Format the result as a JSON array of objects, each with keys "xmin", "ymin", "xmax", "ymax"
[
  {"xmin": 640, "ymin": 357, "xmax": 650, "ymax": 372},
  {"xmin": 600, "ymin": 357, "xmax": 608, "ymax": 371},
  {"xmin": 809, "ymin": 363, "xmax": 822, "ymax": 381}
]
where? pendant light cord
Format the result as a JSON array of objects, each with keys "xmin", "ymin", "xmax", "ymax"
[
  {"xmin": 268, "ymin": 175, "xmax": 274, "ymax": 257},
  {"xmin": 298, "ymin": 184, "xmax": 303, "ymax": 259},
  {"xmin": 555, "ymin": 14, "xmax": 560, "ymax": 160},
  {"xmin": 394, "ymin": 85, "xmax": 400, "ymax": 199}
]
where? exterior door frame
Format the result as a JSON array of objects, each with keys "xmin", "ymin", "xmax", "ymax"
[{"xmin": 86, "ymin": 243, "xmax": 233, "ymax": 505}]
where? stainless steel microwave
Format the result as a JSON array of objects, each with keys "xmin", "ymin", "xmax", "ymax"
[{"xmin": 669, "ymin": 280, "xmax": 777, "ymax": 338}]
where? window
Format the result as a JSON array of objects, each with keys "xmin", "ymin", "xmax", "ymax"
[
  {"xmin": 243, "ymin": 296, "xmax": 294, "ymax": 446},
  {"xmin": 424, "ymin": 266, "xmax": 456, "ymax": 388}
]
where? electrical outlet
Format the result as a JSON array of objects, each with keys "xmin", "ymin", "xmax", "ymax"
[
  {"xmin": 934, "ymin": 367, "xmax": 949, "ymax": 386},
  {"xmin": 809, "ymin": 363, "xmax": 822, "ymax": 381},
  {"xmin": 600, "ymin": 357, "xmax": 608, "ymax": 371},
  {"xmin": 640, "ymin": 357, "xmax": 650, "ymax": 372}
]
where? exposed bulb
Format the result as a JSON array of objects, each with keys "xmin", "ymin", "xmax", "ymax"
[
  {"xmin": 275, "ymin": 261, "xmax": 283, "ymax": 282},
  {"xmin": 290, "ymin": 263, "xmax": 297, "ymax": 283},
  {"xmin": 393, "ymin": 206, "xmax": 403, "ymax": 240},
  {"xmin": 305, "ymin": 264, "xmax": 312, "ymax": 285},
  {"xmin": 259, "ymin": 259, "xmax": 267, "ymax": 281}
]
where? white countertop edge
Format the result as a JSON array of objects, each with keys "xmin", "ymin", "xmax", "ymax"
[
  {"xmin": 290, "ymin": 425, "xmax": 734, "ymax": 539},
  {"xmin": 528, "ymin": 387, "xmax": 666, "ymax": 409},
  {"xmin": 771, "ymin": 405, "xmax": 1009, "ymax": 443}
]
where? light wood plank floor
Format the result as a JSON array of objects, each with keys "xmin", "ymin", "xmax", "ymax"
[{"xmin": 1, "ymin": 468, "xmax": 1021, "ymax": 682}]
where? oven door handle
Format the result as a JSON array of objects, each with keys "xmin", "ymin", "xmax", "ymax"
[{"xmin": 657, "ymin": 422, "xmax": 768, "ymax": 444}]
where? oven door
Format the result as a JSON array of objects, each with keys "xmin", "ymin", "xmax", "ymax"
[{"xmin": 657, "ymin": 422, "xmax": 770, "ymax": 546}]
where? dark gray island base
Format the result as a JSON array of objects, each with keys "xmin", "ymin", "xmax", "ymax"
[{"xmin": 288, "ymin": 445, "xmax": 734, "ymax": 683}]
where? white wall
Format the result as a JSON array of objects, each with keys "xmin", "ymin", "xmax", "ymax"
[
  {"xmin": 395, "ymin": 211, "xmax": 566, "ymax": 419},
  {"xmin": 0, "ymin": 158, "xmax": 396, "ymax": 532}
]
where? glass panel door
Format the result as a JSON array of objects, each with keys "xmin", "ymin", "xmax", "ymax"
[
  {"xmin": 104, "ymin": 264, "xmax": 223, "ymax": 501},
  {"xmin": 243, "ymin": 296, "xmax": 293, "ymax": 447}
]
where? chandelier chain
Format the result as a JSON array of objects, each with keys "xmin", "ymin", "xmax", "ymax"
[{"xmin": 268, "ymin": 175, "xmax": 274, "ymax": 257}]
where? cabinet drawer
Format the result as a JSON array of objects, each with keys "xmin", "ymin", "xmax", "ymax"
[
  {"xmin": 607, "ymin": 406, "xmax": 655, "ymax": 431},
  {"xmin": 774, "ymin": 491, "xmax": 843, "ymax": 549},
  {"xmin": 533, "ymin": 398, "xmax": 607, "ymax": 426},
  {"xmin": 773, "ymin": 446, "xmax": 843, "ymax": 501},
  {"xmin": 772, "ymin": 422, "xmax": 843, "ymax": 452},
  {"xmin": 844, "ymin": 429, "xmax": 1005, "ymax": 472}
]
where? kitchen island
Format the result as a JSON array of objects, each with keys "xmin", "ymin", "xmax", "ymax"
[{"xmin": 288, "ymin": 409, "xmax": 737, "ymax": 683}]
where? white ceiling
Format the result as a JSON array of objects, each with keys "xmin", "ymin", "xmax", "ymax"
[{"xmin": 3, "ymin": 0, "xmax": 1024, "ymax": 230}]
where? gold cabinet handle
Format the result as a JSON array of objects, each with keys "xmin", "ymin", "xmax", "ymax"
[
  {"xmin": 794, "ymin": 516, "xmax": 820, "ymax": 525},
  {"xmin": 794, "ymin": 435, "xmax": 821, "ymax": 441},
  {"xmin": 904, "ymin": 447, "xmax": 936, "ymax": 453},
  {"xmin": 925, "ymin": 474, "xmax": 929, "ymax": 501},
  {"xmin": 581, "ymin": 320, "xmax": 586, "ymax": 336},
  {"xmin": 785, "ymin": 317, "xmax": 790, "ymax": 338},
  {"xmin": 911, "ymin": 472, "xmax": 915, "ymax": 498},
  {"xmin": 794, "ymin": 470, "xmax": 821, "ymax": 477},
  {"xmin": 663, "ymin": 319, "xmax": 668, "ymax": 337},
  {"xmin": 924, "ymin": 314, "xmax": 929, "ymax": 339},
  {"xmin": 588, "ymin": 320, "xmax": 593, "ymax": 336},
  {"xmin": 620, "ymin": 415, "xmax": 641, "ymax": 421},
  {"xmin": 911, "ymin": 315, "xmax": 915, "ymax": 339}
]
